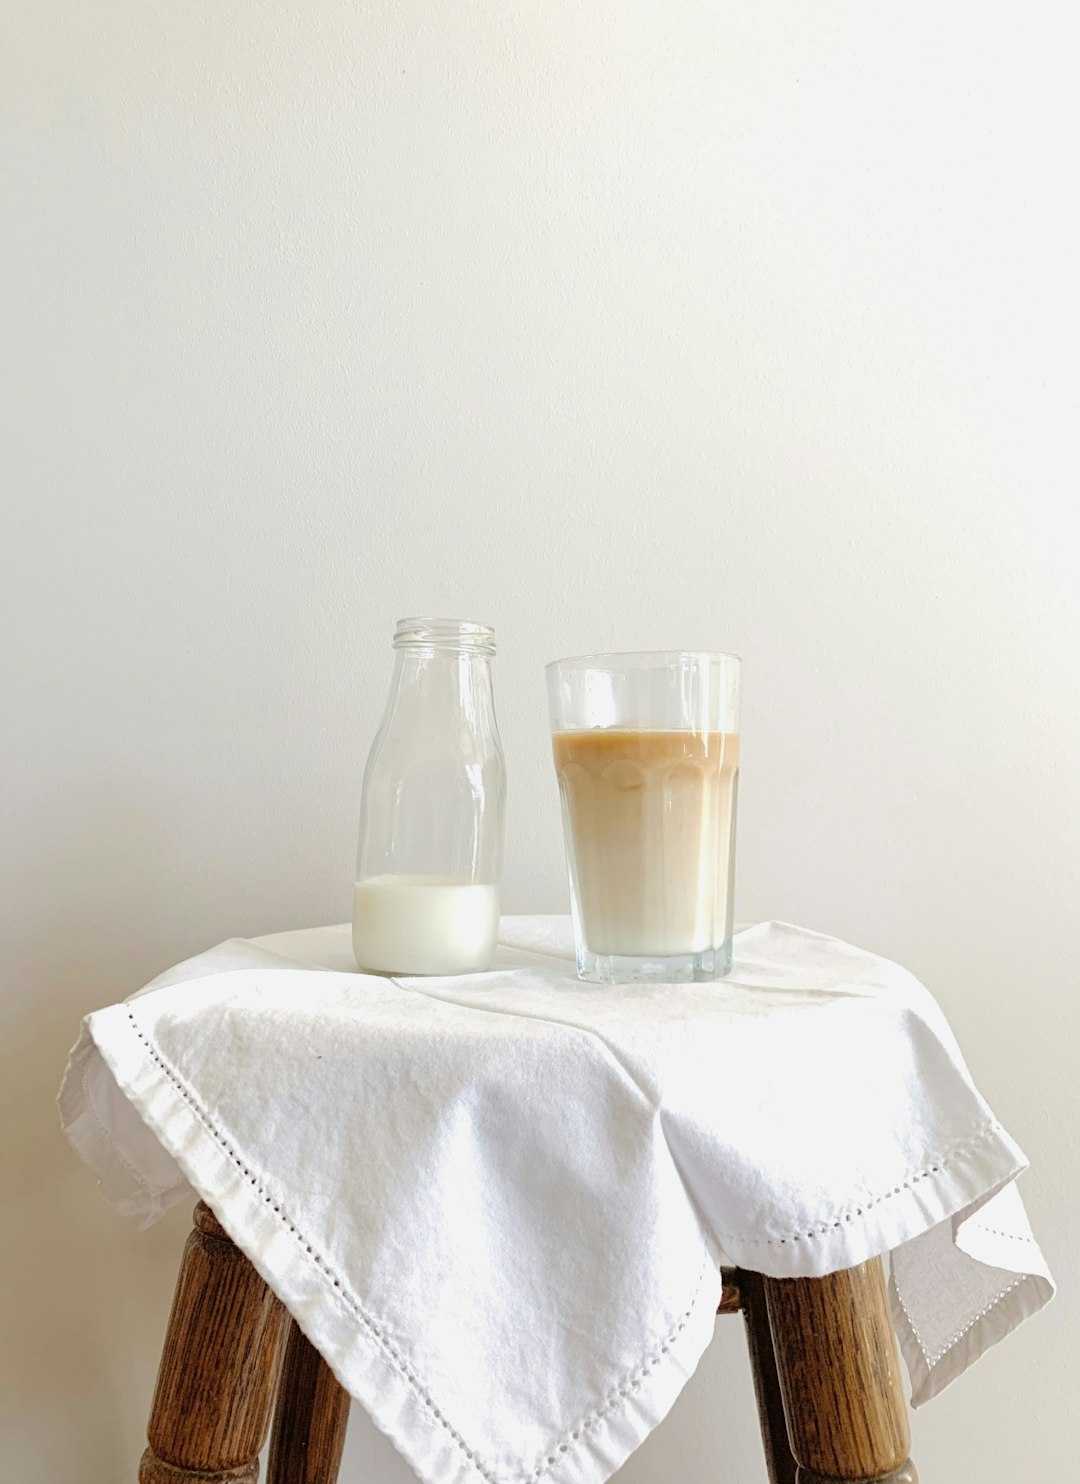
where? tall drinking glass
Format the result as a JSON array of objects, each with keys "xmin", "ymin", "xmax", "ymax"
[{"xmin": 546, "ymin": 652, "xmax": 741, "ymax": 983}]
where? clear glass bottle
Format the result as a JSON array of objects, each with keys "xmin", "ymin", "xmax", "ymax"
[{"xmin": 352, "ymin": 618, "xmax": 506, "ymax": 975}]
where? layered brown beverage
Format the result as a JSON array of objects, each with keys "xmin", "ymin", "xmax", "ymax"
[
  {"xmin": 552, "ymin": 729, "xmax": 739, "ymax": 958},
  {"xmin": 547, "ymin": 651, "xmax": 741, "ymax": 982}
]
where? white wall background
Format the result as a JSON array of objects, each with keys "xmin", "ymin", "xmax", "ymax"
[{"xmin": 2, "ymin": 2, "xmax": 1078, "ymax": 1479}]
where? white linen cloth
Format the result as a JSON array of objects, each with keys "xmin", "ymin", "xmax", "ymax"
[{"xmin": 60, "ymin": 917, "xmax": 1053, "ymax": 1484}]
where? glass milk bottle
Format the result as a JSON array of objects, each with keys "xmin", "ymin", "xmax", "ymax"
[{"xmin": 352, "ymin": 618, "xmax": 506, "ymax": 974}]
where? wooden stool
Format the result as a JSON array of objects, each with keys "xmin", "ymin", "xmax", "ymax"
[{"xmin": 140, "ymin": 1202, "xmax": 917, "ymax": 1484}]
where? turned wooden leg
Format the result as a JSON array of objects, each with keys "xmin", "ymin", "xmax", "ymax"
[
  {"xmin": 140, "ymin": 1202, "xmax": 289, "ymax": 1483},
  {"xmin": 268, "ymin": 1321, "xmax": 351, "ymax": 1484},
  {"xmin": 763, "ymin": 1258, "xmax": 917, "ymax": 1484},
  {"xmin": 739, "ymin": 1269, "xmax": 798, "ymax": 1484}
]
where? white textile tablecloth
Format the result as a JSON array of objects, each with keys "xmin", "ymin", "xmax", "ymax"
[{"xmin": 59, "ymin": 917, "xmax": 1053, "ymax": 1484}]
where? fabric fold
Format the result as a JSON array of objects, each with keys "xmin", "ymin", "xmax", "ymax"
[{"xmin": 59, "ymin": 916, "xmax": 1053, "ymax": 1484}]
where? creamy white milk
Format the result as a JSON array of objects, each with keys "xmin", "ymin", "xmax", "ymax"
[{"xmin": 352, "ymin": 874, "xmax": 499, "ymax": 975}]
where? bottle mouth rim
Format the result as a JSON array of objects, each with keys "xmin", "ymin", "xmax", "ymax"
[{"xmin": 394, "ymin": 617, "xmax": 496, "ymax": 655}]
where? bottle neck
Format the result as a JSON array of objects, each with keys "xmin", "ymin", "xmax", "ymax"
[
  {"xmin": 382, "ymin": 648, "xmax": 497, "ymax": 738},
  {"xmin": 382, "ymin": 617, "xmax": 497, "ymax": 731},
  {"xmin": 391, "ymin": 646, "xmax": 494, "ymax": 687}
]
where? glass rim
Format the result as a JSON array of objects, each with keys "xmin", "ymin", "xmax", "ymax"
[{"xmin": 545, "ymin": 649, "xmax": 741, "ymax": 672}]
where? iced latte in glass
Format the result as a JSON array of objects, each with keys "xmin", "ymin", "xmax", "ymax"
[{"xmin": 547, "ymin": 652, "xmax": 740, "ymax": 983}]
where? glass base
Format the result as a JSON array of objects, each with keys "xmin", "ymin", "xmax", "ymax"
[{"xmin": 576, "ymin": 941, "xmax": 733, "ymax": 984}]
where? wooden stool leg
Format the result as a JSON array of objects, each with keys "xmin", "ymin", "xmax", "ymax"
[
  {"xmin": 139, "ymin": 1202, "xmax": 289, "ymax": 1483},
  {"xmin": 763, "ymin": 1258, "xmax": 917, "ymax": 1484},
  {"xmin": 739, "ymin": 1270, "xmax": 798, "ymax": 1484},
  {"xmin": 268, "ymin": 1320, "xmax": 351, "ymax": 1484}
]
